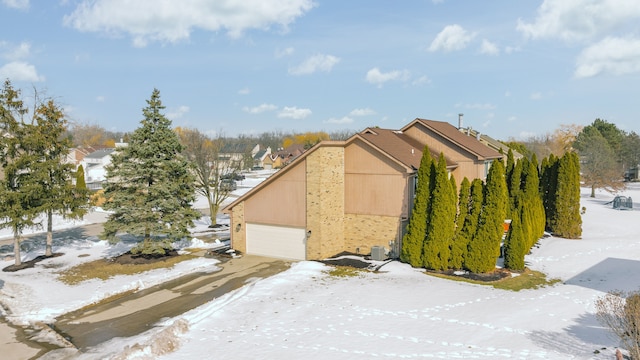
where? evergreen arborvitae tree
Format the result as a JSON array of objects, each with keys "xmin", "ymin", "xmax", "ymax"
[
  {"xmin": 507, "ymin": 156, "xmax": 523, "ymax": 219},
  {"xmin": 422, "ymin": 154, "xmax": 456, "ymax": 270},
  {"xmin": 503, "ymin": 206, "xmax": 526, "ymax": 271},
  {"xmin": 540, "ymin": 154, "xmax": 559, "ymax": 231},
  {"xmin": 401, "ymin": 146, "xmax": 433, "ymax": 267},
  {"xmin": 505, "ymin": 149, "xmax": 516, "ymax": 219},
  {"xmin": 460, "ymin": 178, "xmax": 484, "ymax": 270},
  {"xmin": 522, "ymin": 156, "xmax": 546, "ymax": 246},
  {"xmin": 466, "ymin": 160, "xmax": 507, "ymax": 273},
  {"xmin": 102, "ymin": 89, "xmax": 201, "ymax": 255},
  {"xmin": 551, "ymin": 152, "xmax": 582, "ymax": 238},
  {"xmin": 32, "ymin": 99, "xmax": 89, "ymax": 257},
  {"xmin": 450, "ymin": 177, "xmax": 471, "ymax": 269},
  {"xmin": 76, "ymin": 164, "xmax": 87, "ymax": 191}
]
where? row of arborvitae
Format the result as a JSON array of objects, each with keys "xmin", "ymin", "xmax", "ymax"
[{"xmin": 400, "ymin": 146, "xmax": 582, "ymax": 274}]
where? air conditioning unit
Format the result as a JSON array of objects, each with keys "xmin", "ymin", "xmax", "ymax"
[{"xmin": 370, "ymin": 246, "xmax": 386, "ymax": 261}]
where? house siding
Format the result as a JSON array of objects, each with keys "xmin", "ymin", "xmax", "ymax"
[
  {"xmin": 305, "ymin": 146, "xmax": 346, "ymax": 260},
  {"xmin": 244, "ymin": 163, "xmax": 306, "ymax": 227}
]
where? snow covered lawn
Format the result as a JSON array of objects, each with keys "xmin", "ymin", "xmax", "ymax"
[{"xmin": 1, "ymin": 180, "xmax": 640, "ymax": 359}]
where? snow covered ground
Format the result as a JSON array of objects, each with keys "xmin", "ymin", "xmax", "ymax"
[{"xmin": 2, "ymin": 173, "xmax": 640, "ymax": 359}]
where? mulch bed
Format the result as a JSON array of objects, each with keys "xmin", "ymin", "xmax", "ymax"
[
  {"xmin": 430, "ymin": 268, "xmax": 511, "ymax": 282},
  {"xmin": 2, "ymin": 252, "xmax": 64, "ymax": 272},
  {"xmin": 109, "ymin": 250, "xmax": 180, "ymax": 265},
  {"xmin": 317, "ymin": 251, "xmax": 383, "ymax": 269},
  {"xmin": 318, "ymin": 252, "xmax": 511, "ymax": 282}
]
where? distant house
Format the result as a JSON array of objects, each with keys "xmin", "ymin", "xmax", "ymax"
[
  {"xmin": 223, "ymin": 118, "xmax": 503, "ymax": 261},
  {"xmin": 252, "ymin": 146, "xmax": 272, "ymax": 169},
  {"xmin": 263, "ymin": 144, "xmax": 306, "ymax": 169},
  {"xmin": 219, "ymin": 143, "xmax": 259, "ymax": 170},
  {"xmin": 66, "ymin": 145, "xmax": 109, "ymax": 167},
  {"xmin": 80, "ymin": 148, "xmax": 115, "ymax": 190}
]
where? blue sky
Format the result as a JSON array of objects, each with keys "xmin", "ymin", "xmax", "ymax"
[{"xmin": 1, "ymin": 0, "xmax": 638, "ymax": 140}]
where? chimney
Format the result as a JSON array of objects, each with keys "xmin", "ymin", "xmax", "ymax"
[{"xmin": 458, "ymin": 113, "xmax": 464, "ymax": 129}]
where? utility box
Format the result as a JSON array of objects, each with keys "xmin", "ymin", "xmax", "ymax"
[{"xmin": 370, "ymin": 246, "xmax": 386, "ymax": 261}]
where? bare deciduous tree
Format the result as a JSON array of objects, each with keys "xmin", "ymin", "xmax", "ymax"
[
  {"xmin": 595, "ymin": 290, "xmax": 640, "ymax": 359},
  {"xmin": 176, "ymin": 127, "xmax": 242, "ymax": 226}
]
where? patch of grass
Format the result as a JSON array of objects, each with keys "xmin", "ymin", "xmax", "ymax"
[
  {"xmin": 57, "ymin": 253, "xmax": 198, "ymax": 285},
  {"xmin": 427, "ymin": 268, "xmax": 561, "ymax": 291},
  {"xmin": 325, "ymin": 266, "xmax": 366, "ymax": 278}
]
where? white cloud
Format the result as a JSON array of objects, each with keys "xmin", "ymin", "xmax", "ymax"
[
  {"xmin": 243, "ymin": 103, "xmax": 277, "ymax": 114},
  {"xmin": 278, "ymin": 106, "xmax": 311, "ymax": 119},
  {"xmin": 349, "ymin": 108, "xmax": 376, "ymax": 117},
  {"xmin": 166, "ymin": 105, "xmax": 190, "ymax": 120},
  {"xmin": 508, "ymin": 116, "xmax": 517, "ymax": 122},
  {"xmin": 480, "ymin": 39, "xmax": 499, "ymax": 55},
  {"xmin": 238, "ymin": 87, "xmax": 250, "ymax": 95},
  {"xmin": 365, "ymin": 67, "xmax": 410, "ymax": 87},
  {"xmin": 0, "ymin": 41, "xmax": 31, "ymax": 61},
  {"xmin": 504, "ymin": 46, "xmax": 521, "ymax": 54},
  {"xmin": 2, "ymin": 0, "xmax": 29, "ymax": 10},
  {"xmin": 575, "ymin": 36, "xmax": 640, "ymax": 78},
  {"xmin": 275, "ymin": 47, "xmax": 294, "ymax": 58},
  {"xmin": 0, "ymin": 61, "xmax": 44, "ymax": 82},
  {"xmin": 517, "ymin": 0, "xmax": 640, "ymax": 42},
  {"xmin": 325, "ymin": 116, "xmax": 354, "ymax": 124},
  {"xmin": 96, "ymin": 95, "xmax": 106, "ymax": 102},
  {"xmin": 428, "ymin": 24, "xmax": 476, "ymax": 52},
  {"xmin": 504, "ymin": 91, "xmax": 512, "ymax": 97},
  {"xmin": 288, "ymin": 54, "xmax": 340, "ymax": 75},
  {"xmin": 412, "ymin": 75, "xmax": 431, "ymax": 86},
  {"xmin": 530, "ymin": 92, "xmax": 542, "ymax": 100},
  {"xmin": 63, "ymin": 0, "xmax": 316, "ymax": 47}
]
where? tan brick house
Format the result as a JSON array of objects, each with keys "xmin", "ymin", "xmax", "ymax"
[{"xmin": 223, "ymin": 118, "xmax": 502, "ymax": 261}]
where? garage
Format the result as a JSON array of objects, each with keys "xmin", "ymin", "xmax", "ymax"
[{"xmin": 245, "ymin": 223, "xmax": 307, "ymax": 260}]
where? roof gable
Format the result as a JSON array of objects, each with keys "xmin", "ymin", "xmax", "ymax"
[
  {"xmin": 356, "ymin": 127, "xmax": 456, "ymax": 169},
  {"xmin": 402, "ymin": 118, "xmax": 502, "ymax": 160}
]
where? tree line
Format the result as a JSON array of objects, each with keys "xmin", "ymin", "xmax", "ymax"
[{"xmin": 401, "ymin": 146, "xmax": 582, "ymax": 274}]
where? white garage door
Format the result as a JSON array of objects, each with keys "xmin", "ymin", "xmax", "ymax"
[{"xmin": 246, "ymin": 223, "xmax": 306, "ymax": 260}]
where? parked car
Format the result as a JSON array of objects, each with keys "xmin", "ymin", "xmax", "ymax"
[
  {"xmin": 222, "ymin": 172, "xmax": 245, "ymax": 181},
  {"xmin": 220, "ymin": 179, "xmax": 237, "ymax": 191}
]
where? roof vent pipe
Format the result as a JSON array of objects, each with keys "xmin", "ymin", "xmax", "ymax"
[{"xmin": 458, "ymin": 113, "xmax": 464, "ymax": 129}]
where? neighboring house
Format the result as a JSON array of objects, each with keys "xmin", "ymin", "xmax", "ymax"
[
  {"xmin": 219, "ymin": 143, "xmax": 259, "ymax": 170},
  {"xmin": 223, "ymin": 118, "xmax": 503, "ymax": 262},
  {"xmin": 80, "ymin": 148, "xmax": 115, "ymax": 190},
  {"xmin": 455, "ymin": 114, "xmax": 524, "ymax": 162},
  {"xmin": 253, "ymin": 146, "xmax": 272, "ymax": 169},
  {"xmin": 66, "ymin": 145, "xmax": 109, "ymax": 167},
  {"xmin": 263, "ymin": 144, "xmax": 306, "ymax": 169}
]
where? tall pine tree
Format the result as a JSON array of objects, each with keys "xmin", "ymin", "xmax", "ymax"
[
  {"xmin": 401, "ymin": 146, "xmax": 433, "ymax": 267},
  {"xmin": 0, "ymin": 80, "xmax": 41, "ymax": 267},
  {"xmin": 102, "ymin": 89, "xmax": 200, "ymax": 255},
  {"xmin": 32, "ymin": 99, "xmax": 89, "ymax": 257}
]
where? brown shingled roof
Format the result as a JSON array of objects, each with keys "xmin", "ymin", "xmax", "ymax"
[
  {"xmin": 357, "ymin": 127, "xmax": 457, "ymax": 170},
  {"xmin": 402, "ymin": 118, "xmax": 503, "ymax": 161}
]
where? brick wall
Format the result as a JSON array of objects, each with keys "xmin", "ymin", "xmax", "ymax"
[
  {"xmin": 344, "ymin": 214, "xmax": 399, "ymax": 256},
  {"xmin": 305, "ymin": 146, "xmax": 346, "ymax": 260},
  {"xmin": 230, "ymin": 202, "xmax": 246, "ymax": 254}
]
